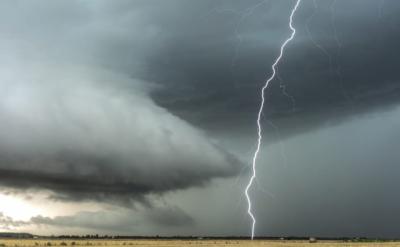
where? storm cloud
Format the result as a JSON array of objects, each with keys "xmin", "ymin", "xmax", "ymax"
[
  {"xmin": 1, "ymin": 0, "xmax": 400, "ymax": 237},
  {"xmin": 0, "ymin": 0, "xmax": 245, "ymax": 204},
  {"xmin": 0, "ymin": 62, "xmax": 242, "ymax": 204},
  {"xmin": 146, "ymin": 0, "xmax": 400, "ymax": 138},
  {"xmin": 2, "ymin": 0, "xmax": 399, "ymax": 141}
]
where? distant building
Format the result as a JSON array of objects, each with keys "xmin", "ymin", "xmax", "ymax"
[{"xmin": 309, "ymin": 237, "xmax": 317, "ymax": 243}]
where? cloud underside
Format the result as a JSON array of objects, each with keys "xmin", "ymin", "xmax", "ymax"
[{"xmin": 0, "ymin": 65, "xmax": 241, "ymax": 205}]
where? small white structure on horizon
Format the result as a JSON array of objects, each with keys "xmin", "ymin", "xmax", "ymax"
[{"xmin": 309, "ymin": 237, "xmax": 317, "ymax": 243}]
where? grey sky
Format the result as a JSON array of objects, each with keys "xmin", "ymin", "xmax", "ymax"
[{"xmin": 0, "ymin": 0, "xmax": 399, "ymax": 238}]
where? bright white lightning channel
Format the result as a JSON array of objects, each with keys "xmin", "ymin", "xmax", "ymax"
[{"xmin": 244, "ymin": 0, "xmax": 302, "ymax": 240}]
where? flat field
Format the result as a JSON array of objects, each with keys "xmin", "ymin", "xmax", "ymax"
[{"xmin": 1, "ymin": 239, "xmax": 400, "ymax": 247}]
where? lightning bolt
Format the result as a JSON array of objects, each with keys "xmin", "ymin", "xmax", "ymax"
[{"xmin": 244, "ymin": 0, "xmax": 302, "ymax": 239}]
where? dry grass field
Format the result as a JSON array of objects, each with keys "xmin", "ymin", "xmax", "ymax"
[{"xmin": 1, "ymin": 239, "xmax": 400, "ymax": 247}]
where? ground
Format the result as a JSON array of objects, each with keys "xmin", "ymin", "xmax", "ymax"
[{"xmin": 1, "ymin": 239, "xmax": 400, "ymax": 247}]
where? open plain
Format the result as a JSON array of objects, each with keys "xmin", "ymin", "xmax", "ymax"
[{"xmin": 1, "ymin": 239, "xmax": 400, "ymax": 247}]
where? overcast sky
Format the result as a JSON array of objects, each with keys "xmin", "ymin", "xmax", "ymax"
[{"xmin": 0, "ymin": 0, "xmax": 400, "ymax": 238}]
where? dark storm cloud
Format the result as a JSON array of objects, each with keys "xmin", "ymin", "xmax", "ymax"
[
  {"xmin": 0, "ymin": 1, "xmax": 243, "ymax": 205},
  {"xmin": 0, "ymin": 64, "xmax": 241, "ymax": 204},
  {"xmin": 142, "ymin": 0, "xmax": 400, "ymax": 136},
  {"xmin": 2, "ymin": 0, "xmax": 398, "ymax": 139}
]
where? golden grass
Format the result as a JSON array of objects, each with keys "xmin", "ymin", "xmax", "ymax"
[{"xmin": 1, "ymin": 239, "xmax": 400, "ymax": 247}]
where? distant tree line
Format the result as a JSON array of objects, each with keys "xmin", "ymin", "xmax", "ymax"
[{"xmin": 0, "ymin": 233, "xmax": 33, "ymax": 239}]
